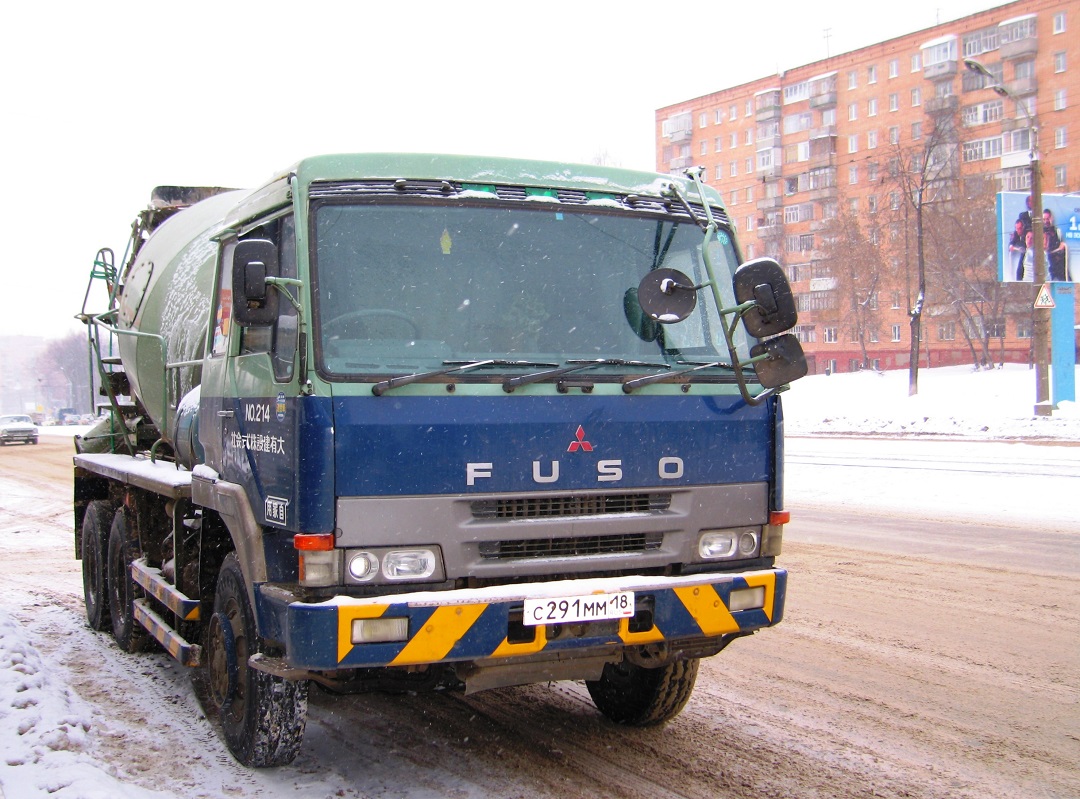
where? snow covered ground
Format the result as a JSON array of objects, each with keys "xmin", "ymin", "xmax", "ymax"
[
  {"xmin": 2, "ymin": 364, "xmax": 1078, "ymax": 798},
  {"xmin": 783, "ymin": 362, "xmax": 1080, "ymax": 441}
]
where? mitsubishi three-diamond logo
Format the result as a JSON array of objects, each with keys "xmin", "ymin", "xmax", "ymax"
[{"xmin": 567, "ymin": 425, "xmax": 593, "ymax": 452}]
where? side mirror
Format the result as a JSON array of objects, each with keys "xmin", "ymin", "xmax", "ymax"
[
  {"xmin": 750, "ymin": 333, "xmax": 808, "ymax": 388},
  {"xmin": 636, "ymin": 268, "xmax": 698, "ymax": 324},
  {"xmin": 732, "ymin": 257, "xmax": 798, "ymax": 338},
  {"xmin": 232, "ymin": 239, "xmax": 279, "ymax": 326}
]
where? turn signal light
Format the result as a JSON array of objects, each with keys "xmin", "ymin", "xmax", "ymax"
[{"xmin": 294, "ymin": 533, "xmax": 335, "ymax": 551}]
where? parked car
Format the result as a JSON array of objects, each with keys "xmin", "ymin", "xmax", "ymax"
[{"xmin": 0, "ymin": 414, "xmax": 39, "ymax": 445}]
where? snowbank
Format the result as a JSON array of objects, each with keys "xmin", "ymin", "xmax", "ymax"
[{"xmin": 783, "ymin": 363, "xmax": 1080, "ymax": 441}]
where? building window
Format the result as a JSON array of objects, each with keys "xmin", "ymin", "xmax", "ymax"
[
  {"xmin": 847, "ymin": 70, "xmax": 858, "ymax": 89},
  {"xmin": 745, "ymin": 157, "xmax": 753, "ymax": 174},
  {"xmin": 715, "ymin": 164, "xmax": 723, "ymax": 181},
  {"xmin": 939, "ymin": 322, "xmax": 955, "ymax": 341},
  {"xmin": 963, "ymin": 137, "xmax": 1003, "ymax": 162},
  {"xmin": 1054, "ymin": 12, "xmax": 1066, "ymax": 33},
  {"xmin": 700, "ymin": 140, "xmax": 708, "ymax": 155},
  {"xmin": 891, "ymin": 291, "xmax": 901, "ymax": 309},
  {"xmin": 1014, "ymin": 59, "xmax": 1036, "ymax": 81},
  {"xmin": 729, "ymin": 104, "xmax": 738, "ymax": 121},
  {"xmin": 1056, "ymin": 127, "xmax": 1068, "ymax": 149},
  {"xmin": 1055, "ymin": 52, "xmax": 1067, "ymax": 73},
  {"xmin": 867, "ymin": 64, "xmax": 877, "ymax": 84},
  {"xmin": 699, "ymin": 112, "xmax": 707, "ymax": 128},
  {"xmin": 730, "ymin": 132, "xmax": 738, "ymax": 149},
  {"xmin": 746, "ymin": 186, "xmax": 754, "ymax": 202},
  {"xmin": 730, "ymin": 161, "xmax": 738, "ymax": 177},
  {"xmin": 848, "ymin": 134, "xmax": 859, "ymax": 153},
  {"xmin": 746, "ymin": 216, "xmax": 754, "ymax": 232},
  {"xmin": 824, "ymin": 327, "xmax": 838, "ymax": 343},
  {"xmin": 868, "ymin": 330, "xmax": 879, "ymax": 343},
  {"xmin": 911, "ymin": 87, "xmax": 922, "ymax": 107},
  {"xmin": 892, "ymin": 324, "xmax": 902, "ymax": 342},
  {"xmin": 849, "ymin": 165, "xmax": 858, "ymax": 184},
  {"xmin": 1017, "ymin": 319, "xmax": 1033, "ymax": 339},
  {"xmin": 1055, "ymin": 89, "xmax": 1067, "ymax": 111},
  {"xmin": 745, "ymin": 100, "xmax": 753, "ymax": 117},
  {"xmin": 715, "ymin": 137, "xmax": 723, "ymax": 152},
  {"xmin": 889, "ymin": 93, "xmax": 899, "ymax": 112},
  {"xmin": 868, "ymin": 163, "xmax": 880, "ymax": 182},
  {"xmin": 888, "ymin": 59, "xmax": 899, "ymax": 79},
  {"xmin": 848, "ymin": 103, "xmax": 858, "ymax": 121},
  {"xmin": 868, "ymin": 195, "xmax": 878, "ymax": 214},
  {"xmin": 868, "ymin": 98, "xmax": 878, "ymax": 117},
  {"xmin": 729, "ymin": 190, "xmax": 738, "ymax": 206},
  {"xmin": 923, "ymin": 38, "xmax": 957, "ymax": 69},
  {"xmin": 912, "ymin": 121, "xmax": 923, "ymax": 140},
  {"xmin": 745, "ymin": 129, "xmax": 754, "ymax": 145},
  {"xmin": 1001, "ymin": 17, "xmax": 1037, "ymax": 44},
  {"xmin": 911, "ymin": 53, "xmax": 921, "ymax": 72},
  {"xmin": 867, "ymin": 130, "xmax": 878, "ymax": 149},
  {"xmin": 962, "ymin": 99, "xmax": 1004, "ymax": 126},
  {"xmin": 1055, "ymin": 164, "xmax": 1068, "ymax": 187},
  {"xmin": 715, "ymin": 108, "xmax": 724, "ymax": 125},
  {"xmin": 889, "ymin": 126, "xmax": 900, "ymax": 144}
]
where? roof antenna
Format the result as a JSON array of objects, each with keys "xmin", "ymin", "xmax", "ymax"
[{"xmin": 824, "ymin": 28, "xmax": 832, "ymax": 58}]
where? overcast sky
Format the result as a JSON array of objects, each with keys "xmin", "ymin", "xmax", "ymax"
[{"xmin": 1, "ymin": 0, "xmax": 999, "ymax": 340}]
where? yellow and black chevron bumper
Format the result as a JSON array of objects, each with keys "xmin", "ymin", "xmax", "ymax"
[{"xmin": 265, "ymin": 568, "xmax": 785, "ymax": 671}]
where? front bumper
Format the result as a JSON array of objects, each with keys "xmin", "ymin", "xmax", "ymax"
[
  {"xmin": 1, "ymin": 430, "xmax": 36, "ymax": 443},
  {"xmin": 257, "ymin": 568, "xmax": 786, "ymax": 671}
]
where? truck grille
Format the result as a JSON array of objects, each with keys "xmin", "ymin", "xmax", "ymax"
[
  {"xmin": 471, "ymin": 493, "xmax": 671, "ymax": 520},
  {"xmin": 479, "ymin": 532, "xmax": 664, "ymax": 561}
]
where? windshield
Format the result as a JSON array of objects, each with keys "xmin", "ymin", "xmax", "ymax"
[
  {"xmin": 312, "ymin": 201, "xmax": 749, "ymax": 378},
  {"xmin": 1, "ymin": 416, "xmax": 33, "ymax": 424}
]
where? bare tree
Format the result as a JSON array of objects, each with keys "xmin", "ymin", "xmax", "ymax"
[
  {"xmin": 815, "ymin": 194, "xmax": 891, "ymax": 368},
  {"xmin": 38, "ymin": 332, "xmax": 94, "ymax": 415},
  {"xmin": 887, "ymin": 108, "xmax": 962, "ymax": 395}
]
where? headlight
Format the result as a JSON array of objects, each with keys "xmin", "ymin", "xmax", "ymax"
[
  {"xmin": 347, "ymin": 552, "xmax": 380, "ymax": 582},
  {"xmin": 383, "ymin": 549, "xmax": 438, "ymax": 580},
  {"xmin": 698, "ymin": 528, "xmax": 760, "ymax": 560},
  {"xmin": 343, "ymin": 546, "xmax": 445, "ymax": 585}
]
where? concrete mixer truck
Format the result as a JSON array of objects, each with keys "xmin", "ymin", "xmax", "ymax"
[{"xmin": 73, "ymin": 153, "xmax": 807, "ymax": 767}]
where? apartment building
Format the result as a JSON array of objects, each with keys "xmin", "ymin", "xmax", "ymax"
[{"xmin": 656, "ymin": 0, "xmax": 1079, "ymax": 374}]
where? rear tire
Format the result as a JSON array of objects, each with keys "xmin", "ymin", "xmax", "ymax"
[
  {"xmin": 81, "ymin": 500, "xmax": 112, "ymax": 631},
  {"xmin": 107, "ymin": 510, "xmax": 149, "ymax": 653},
  {"xmin": 586, "ymin": 658, "xmax": 700, "ymax": 726},
  {"xmin": 205, "ymin": 553, "xmax": 307, "ymax": 767}
]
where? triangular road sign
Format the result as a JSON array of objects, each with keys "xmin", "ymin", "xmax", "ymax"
[{"xmin": 1034, "ymin": 284, "xmax": 1056, "ymax": 309}]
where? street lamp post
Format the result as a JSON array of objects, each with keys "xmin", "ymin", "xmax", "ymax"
[{"xmin": 964, "ymin": 58, "xmax": 1051, "ymax": 416}]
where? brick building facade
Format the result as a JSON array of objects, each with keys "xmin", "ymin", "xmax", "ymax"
[{"xmin": 656, "ymin": 0, "xmax": 1080, "ymax": 374}]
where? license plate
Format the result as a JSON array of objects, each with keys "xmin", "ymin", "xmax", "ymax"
[{"xmin": 522, "ymin": 591, "xmax": 635, "ymax": 626}]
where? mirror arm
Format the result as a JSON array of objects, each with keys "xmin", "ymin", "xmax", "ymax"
[{"xmin": 264, "ymin": 277, "xmax": 310, "ymax": 391}]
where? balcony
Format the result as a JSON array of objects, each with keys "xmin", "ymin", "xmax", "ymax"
[
  {"xmin": 1004, "ymin": 77, "xmax": 1038, "ymax": 96},
  {"xmin": 1000, "ymin": 36, "xmax": 1038, "ymax": 61},
  {"xmin": 757, "ymin": 164, "xmax": 783, "ymax": 180},
  {"xmin": 755, "ymin": 104, "xmax": 781, "ymax": 122},
  {"xmin": 923, "ymin": 59, "xmax": 958, "ymax": 80},
  {"xmin": 810, "ymin": 125, "xmax": 837, "ymax": 140},
  {"xmin": 925, "ymin": 95, "xmax": 959, "ymax": 114},
  {"xmin": 757, "ymin": 196, "xmax": 785, "ymax": 210},
  {"xmin": 808, "ymin": 186, "xmax": 835, "ymax": 201},
  {"xmin": 669, "ymin": 156, "xmax": 693, "ymax": 169},
  {"xmin": 669, "ymin": 129, "xmax": 693, "ymax": 143},
  {"xmin": 809, "ymin": 91, "xmax": 838, "ymax": 109}
]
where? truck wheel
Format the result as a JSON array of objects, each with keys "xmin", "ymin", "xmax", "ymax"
[
  {"xmin": 81, "ymin": 500, "xmax": 112, "ymax": 631},
  {"xmin": 206, "ymin": 553, "xmax": 307, "ymax": 767},
  {"xmin": 107, "ymin": 510, "xmax": 149, "ymax": 653},
  {"xmin": 585, "ymin": 657, "xmax": 700, "ymax": 726}
]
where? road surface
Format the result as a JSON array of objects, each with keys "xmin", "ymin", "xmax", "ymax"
[{"xmin": 1, "ymin": 437, "xmax": 1076, "ymax": 798}]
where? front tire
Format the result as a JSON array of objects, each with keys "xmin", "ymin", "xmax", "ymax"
[
  {"xmin": 81, "ymin": 500, "xmax": 112, "ymax": 631},
  {"xmin": 107, "ymin": 510, "xmax": 148, "ymax": 653},
  {"xmin": 205, "ymin": 553, "xmax": 307, "ymax": 767},
  {"xmin": 586, "ymin": 658, "xmax": 700, "ymax": 726}
]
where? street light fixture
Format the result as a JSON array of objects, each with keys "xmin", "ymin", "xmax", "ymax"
[{"xmin": 964, "ymin": 57, "xmax": 1051, "ymax": 416}]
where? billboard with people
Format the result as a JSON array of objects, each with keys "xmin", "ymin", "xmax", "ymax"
[{"xmin": 996, "ymin": 192, "xmax": 1076, "ymax": 283}]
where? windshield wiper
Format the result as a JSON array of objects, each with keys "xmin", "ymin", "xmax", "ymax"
[
  {"xmin": 502, "ymin": 359, "xmax": 669, "ymax": 392},
  {"xmin": 372, "ymin": 359, "xmax": 557, "ymax": 396},
  {"xmin": 621, "ymin": 360, "xmax": 739, "ymax": 393}
]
